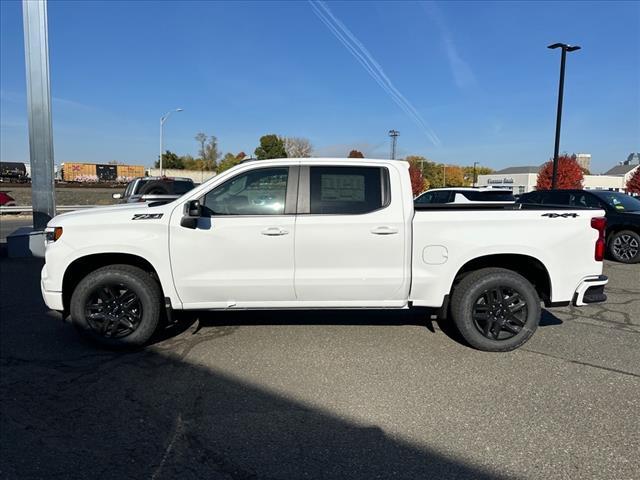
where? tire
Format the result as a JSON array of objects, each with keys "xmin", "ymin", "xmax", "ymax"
[
  {"xmin": 70, "ymin": 264, "xmax": 162, "ymax": 348},
  {"xmin": 138, "ymin": 180, "xmax": 171, "ymax": 196},
  {"xmin": 450, "ymin": 268, "xmax": 541, "ymax": 352},
  {"xmin": 608, "ymin": 230, "xmax": 640, "ymax": 264}
]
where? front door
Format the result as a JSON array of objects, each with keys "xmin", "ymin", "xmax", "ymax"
[{"xmin": 169, "ymin": 165, "xmax": 298, "ymax": 308}]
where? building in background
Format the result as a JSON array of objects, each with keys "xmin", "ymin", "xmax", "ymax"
[
  {"xmin": 476, "ymin": 166, "xmax": 540, "ymax": 194},
  {"xmin": 477, "ymin": 161, "xmax": 638, "ymax": 194},
  {"xmin": 575, "ymin": 153, "xmax": 591, "ymax": 172}
]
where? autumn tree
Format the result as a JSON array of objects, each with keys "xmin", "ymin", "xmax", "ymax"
[
  {"xmin": 536, "ymin": 154, "xmax": 584, "ymax": 190},
  {"xmin": 626, "ymin": 167, "xmax": 640, "ymax": 195},
  {"xmin": 406, "ymin": 157, "xmax": 428, "ymax": 196},
  {"xmin": 284, "ymin": 137, "xmax": 313, "ymax": 158},
  {"xmin": 348, "ymin": 150, "xmax": 364, "ymax": 158},
  {"xmin": 255, "ymin": 134, "xmax": 287, "ymax": 159}
]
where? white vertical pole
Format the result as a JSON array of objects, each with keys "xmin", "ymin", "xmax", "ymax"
[
  {"xmin": 22, "ymin": 0, "xmax": 55, "ymax": 228},
  {"xmin": 159, "ymin": 117, "xmax": 164, "ymax": 176}
]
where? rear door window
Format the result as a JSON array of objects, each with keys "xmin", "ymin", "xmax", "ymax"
[{"xmin": 309, "ymin": 166, "xmax": 387, "ymax": 214}]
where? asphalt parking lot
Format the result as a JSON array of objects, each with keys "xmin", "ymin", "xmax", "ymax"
[{"xmin": 0, "ymin": 257, "xmax": 638, "ymax": 479}]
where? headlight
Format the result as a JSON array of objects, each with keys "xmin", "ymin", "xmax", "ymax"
[{"xmin": 45, "ymin": 226, "xmax": 63, "ymax": 243}]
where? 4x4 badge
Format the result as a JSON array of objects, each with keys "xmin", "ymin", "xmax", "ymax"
[{"xmin": 542, "ymin": 213, "xmax": 579, "ymax": 218}]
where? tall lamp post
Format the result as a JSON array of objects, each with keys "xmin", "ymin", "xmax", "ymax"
[
  {"xmin": 548, "ymin": 43, "xmax": 580, "ymax": 189},
  {"xmin": 159, "ymin": 108, "xmax": 183, "ymax": 176}
]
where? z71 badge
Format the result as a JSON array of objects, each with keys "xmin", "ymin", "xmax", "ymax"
[{"xmin": 132, "ymin": 213, "xmax": 164, "ymax": 220}]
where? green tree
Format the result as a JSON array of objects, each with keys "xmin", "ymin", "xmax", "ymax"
[
  {"xmin": 217, "ymin": 152, "xmax": 245, "ymax": 173},
  {"xmin": 154, "ymin": 150, "xmax": 184, "ymax": 169},
  {"xmin": 255, "ymin": 134, "xmax": 287, "ymax": 160}
]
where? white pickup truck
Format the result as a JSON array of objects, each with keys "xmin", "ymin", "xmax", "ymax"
[{"xmin": 41, "ymin": 158, "xmax": 608, "ymax": 351}]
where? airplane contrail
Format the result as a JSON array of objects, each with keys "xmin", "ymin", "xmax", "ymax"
[{"xmin": 309, "ymin": 1, "xmax": 441, "ymax": 146}]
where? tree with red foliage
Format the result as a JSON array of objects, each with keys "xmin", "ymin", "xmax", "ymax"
[
  {"xmin": 347, "ymin": 150, "xmax": 364, "ymax": 158},
  {"xmin": 408, "ymin": 159, "xmax": 427, "ymax": 197},
  {"xmin": 626, "ymin": 167, "xmax": 640, "ymax": 195},
  {"xmin": 536, "ymin": 154, "xmax": 584, "ymax": 190}
]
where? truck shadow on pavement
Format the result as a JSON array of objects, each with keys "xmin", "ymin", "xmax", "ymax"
[
  {"xmin": 163, "ymin": 305, "xmax": 564, "ymax": 350},
  {"xmin": 0, "ymin": 257, "xmax": 513, "ymax": 479}
]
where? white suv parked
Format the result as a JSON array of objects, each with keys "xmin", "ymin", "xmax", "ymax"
[{"xmin": 415, "ymin": 187, "xmax": 515, "ymax": 204}]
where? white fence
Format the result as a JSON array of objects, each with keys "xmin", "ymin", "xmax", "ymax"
[
  {"xmin": 146, "ymin": 168, "xmax": 216, "ymax": 184},
  {"xmin": 0, "ymin": 205, "xmax": 98, "ymax": 214}
]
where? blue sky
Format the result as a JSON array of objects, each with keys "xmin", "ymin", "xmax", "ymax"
[{"xmin": 1, "ymin": 0, "xmax": 638, "ymax": 172}]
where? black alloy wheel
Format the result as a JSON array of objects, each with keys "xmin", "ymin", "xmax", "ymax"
[
  {"xmin": 472, "ymin": 286, "xmax": 528, "ymax": 341},
  {"xmin": 85, "ymin": 284, "xmax": 143, "ymax": 338}
]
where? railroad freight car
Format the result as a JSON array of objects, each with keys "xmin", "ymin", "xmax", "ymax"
[
  {"xmin": 61, "ymin": 162, "xmax": 97, "ymax": 182},
  {"xmin": 116, "ymin": 164, "xmax": 145, "ymax": 181},
  {"xmin": 96, "ymin": 164, "xmax": 117, "ymax": 182},
  {"xmin": 60, "ymin": 163, "xmax": 145, "ymax": 182},
  {"xmin": 0, "ymin": 162, "xmax": 29, "ymax": 183}
]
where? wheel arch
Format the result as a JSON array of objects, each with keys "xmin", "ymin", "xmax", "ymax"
[
  {"xmin": 62, "ymin": 253, "xmax": 162, "ymax": 313},
  {"xmin": 452, "ymin": 253, "xmax": 552, "ymax": 306},
  {"xmin": 606, "ymin": 223, "xmax": 640, "ymax": 240}
]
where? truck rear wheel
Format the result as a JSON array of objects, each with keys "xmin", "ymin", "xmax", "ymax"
[
  {"xmin": 450, "ymin": 268, "xmax": 540, "ymax": 352},
  {"xmin": 70, "ymin": 265, "xmax": 162, "ymax": 348}
]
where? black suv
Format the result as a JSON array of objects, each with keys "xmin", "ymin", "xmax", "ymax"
[{"xmin": 517, "ymin": 189, "xmax": 640, "ymax": 263}]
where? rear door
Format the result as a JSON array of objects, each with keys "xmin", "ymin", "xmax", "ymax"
[{"xmin": 293, "ymin": 164, "xmax": 407, "ymax": 304}]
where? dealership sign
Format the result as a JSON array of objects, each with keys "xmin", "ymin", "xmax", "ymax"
[{"xmin": 487, "ymin": 177, "xmax": 515, "ymax": 184}]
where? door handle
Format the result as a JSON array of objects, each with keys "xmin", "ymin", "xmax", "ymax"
[
  {"xmin": 370, "ymin": 226, "xmax": 398, "ymax": 235},
  {"xmin": 261, "ymin": 227, "xmax": 289, "ymax": 236}
]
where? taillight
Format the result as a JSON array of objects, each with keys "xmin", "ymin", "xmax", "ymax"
[{"xmin": 591, "ymin": 217, "xmax": 606, "ymax": 261}]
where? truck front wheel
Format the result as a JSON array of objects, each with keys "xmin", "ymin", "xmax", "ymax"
[
  {"xmin": 70, "ymin": 264, "xmax": 162, "ymax": 348},
  {"xmin": 450, "ymin": 268, "xmax": 540, "ymax": 352}
]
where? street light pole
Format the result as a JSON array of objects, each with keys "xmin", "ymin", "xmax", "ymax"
[
  {"xmin": 548, "ymin": 43, "xmax": 580, "ymax": 190},
  {"xmin": 443, "ymin": 164, "xmax": 446, "ymax": 187},
  {"xmin": 159, "ymin": 108, "xmax": 183, "ymax": 176},
  {"xmin": 473, "ymin": 161, "xmax": 479, "ymax": 187}
]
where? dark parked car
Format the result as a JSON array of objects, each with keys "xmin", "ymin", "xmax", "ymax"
[
  {"xmin": 113, "ymin": 176, "xmax": 195, "ymax": 204},
  {"xmin": 517, "ymin": 189, "xmax": 640, "ymax": 264}
]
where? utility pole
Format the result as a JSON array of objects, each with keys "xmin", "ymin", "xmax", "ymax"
[
  {"xmin": 443, "ymin": 164, "xmax": 446, "ymax": 187},
  {"xmin": 548, "ymin": 43, "xmax": 581, "ymax": 189},
  {"xmin": 23, "ymin": 0, "xmax": 55, "ymax": 229},
  {"xmin": 473, "ymin": 161, "xmax": 479, "ymax": 187},
  {"xmin": 388, "ymin": 129, "xmax": 399, "ymax": 160}
]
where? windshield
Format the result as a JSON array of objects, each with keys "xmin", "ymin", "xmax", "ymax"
[
  {"xmin": 173, "ymin": 180, "xmax": 194, "ymax": 194},
  {"xmin": 462, "ymin": 190, "xmax": 515, "ymax": 201},
  {"xmin": 592, "ymin": 191, "xmax": 640, "ymax": 212}
]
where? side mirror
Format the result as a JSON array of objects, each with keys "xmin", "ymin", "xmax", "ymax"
[
  {"xmin": 112, "ymin": 193, "xmax": 122, "ymax": 199},
  {"xmin": 181, "ymin": 200, "xmax": 202, "ymax": 229}
]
